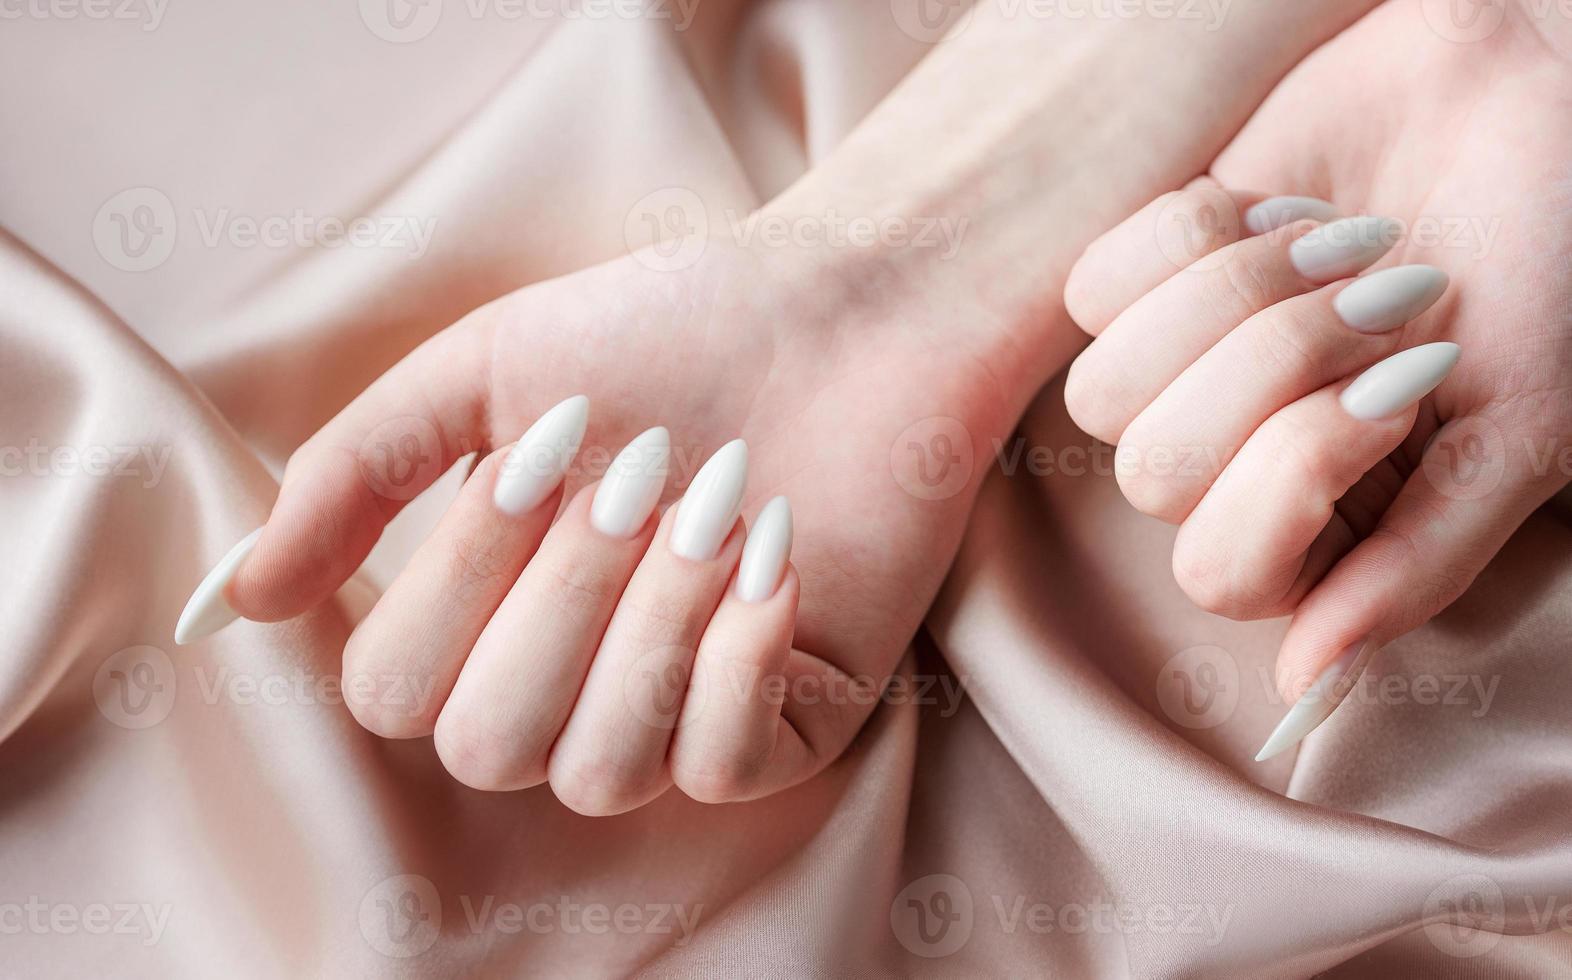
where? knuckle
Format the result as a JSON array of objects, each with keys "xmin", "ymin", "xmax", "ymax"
[
  {"xmin": 1252, "ymin": 305, "xmax": 1320, "ymax": 379},
  {"xmin": 538, "ymin": 553, "xmax": 622, "ymax": 615},
  {"xmin": 1210, "ymin": 249, "xmax": 1280, "ymax": 319},
  {"xmin": 1114, "ymin": 426, "xmax": 1195, "ymax": 524},
  {"xmin": 548, "ymin": 755, "xmax": 653, "ymax": 817},
  {"xmin": 1263, "ymin": 413, "xmax": 1338, "ymax": 494},
  {"xmin": 445, "ymin": 530, "xmax": 517, "ymax": 601},
  {"xmin": 672, "ymin": 755, "xmax": 766, "ymax": 805},
  {"xmin": 433, "ymin": 714, "xmax": 543, "ymax": 792},
  {"xmin": 1064, "ymin": 254, "xmax": 1111, "ymax": 333},
  {"xmin": 1171, "ymin": 539, "xmax": 1257, "ymax": 619},
  {"xmin": 1063, "ymin": 357, "xmax": 1123, "ymax": 444}
]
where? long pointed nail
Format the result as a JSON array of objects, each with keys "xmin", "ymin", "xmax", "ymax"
[
  {"xmin": 590, "ymin": 426, "xmax": 670, "ymax": 538},
  {"xmin": 1333, "ymin": 265, "xmax": 1449, "ymax": 334},
  {"xmin": 1256, "ymin": 640, "xmax": 1374, "ymax": 762},
  {"xmin": 1289, "ymin": 216, "xmax": 1401, "ymax": 282},
  {"xmin": 1244, "ymin": 195, "xmax": 1340, "ymax": 234},
  {"xmin": 670, "ymin": 439, "xmax": 747, "ymax": 561},
  {"xmin": 493, "ymin": 395, "xmax": 589, "ymax": 515},
  {"xmin": 1340, "ymin": 342, "xmax": 1461, "ymax": 421},
  {"xmin": 736, "ymin": 496, "xmax": 792, "ymax": 602},
  {"xmin": 174, "ymin": 528, "xmax": 264, "ymax": 645}
]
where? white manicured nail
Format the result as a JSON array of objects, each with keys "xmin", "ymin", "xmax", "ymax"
[
  {"xmin": 1244, "ymin": 195, "xmax": 1340, "ymax": 234},
  {"xmin": 736, "ymin": 496, "xmax": 792, "ymax": 602},
  {"xmin": 174, "ymin": 528, "xmax": 263, "ymax": 645},
  {"xmin": 590, "ymin": 426, "xmax": 670, "ymax": 538},
  {"xmin": 1256, "ymin": 640, "xmax": 1373, "ymax": 762},
  {"xmin": 1340, "ymin": 342, "xmax": 1461, "ymax": 421},
  {"xmin": 1289, "ymin": 216, "xmax": 1401, "ymax": 282},
  {"xmin": 670, "ymin": 439, "xmax": 747, "ymax": 561},
  {"xmin": 1333, "ymin": 265, "xmax": 1449, "ymax": 334},
  {"xmin": 493, "ymin": 395, "xmax": 589, "ymax": 515}
]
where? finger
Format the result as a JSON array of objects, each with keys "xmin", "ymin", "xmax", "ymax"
[
  {"xmin": 668, "ymin": 497, "xmax": 809, "ymax": 803},
  {"xmin": 431, "ymin": 429, "xmax": 671, "ymax": 792},
  {"xmin": 223, "ymin": 317, "xmax": 502, "ymax": 625},
  {"xmin": 1170, "ymin": 381, "xmax": 1420, "ymax": 622},
  {"xmin": 1249, "ymin": 347, "xmax": 1572, "ymax": 762},
  {"xmin": 549, "ymin": 440, "xmax": 748, "ymax": 817},
  {"xmin": 340, "ymin": 446, "xmax": 559, "ymax": 738},
  {"xmin": 172, "ymin": 378, "xmax": 584, "ymax": 645},
  {"xmin": 1064, "ymin": 180, "xmax": 1270, "ymax": 335},
  {"xmin": 1065, "ymin": 213, "xmax": 1400, "ymax": 445},
  {"xmin": 1118, "ymin": 265, "xmax": 1450, "ymax": 522}
]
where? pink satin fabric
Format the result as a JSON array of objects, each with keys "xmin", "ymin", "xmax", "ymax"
[{"xmin": 3, "ymin": 2, "xmax": 1570, "ymax": 976}]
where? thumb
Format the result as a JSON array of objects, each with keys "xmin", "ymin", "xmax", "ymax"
[
  {"xmin": 1257, "ymin": 407, "xmax": 1566, "ymax": 760},
  {"xmin": 175, "ymin": 309, "xmax": 500, "ymax": 643}
]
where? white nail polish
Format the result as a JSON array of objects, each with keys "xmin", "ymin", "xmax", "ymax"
[
  {"xmin": 736, "ymin": 496, "xmax": 792, "ymax": 602},
  {"xmin": 174, "ymin": 528, "xmax": 263, "ymax": 645},
  {"xmin": 1256, "ymin": 640, "xmax": 1373, "ymax": 762},
  {"xmin": 493, "ymin": 395, "xmax": 589, "ymax": 516},
  {"xmin": 1244, "ymin": 195, "xmax": 1340, "ymax": 234},
  {"xmin": 1289, "ymin": 216, "xmax": 1401, "ymax": 282},
  {"xmin": 590, "ymin": 426, "xmax": 670, "ymax": 539},
  {"xmin": 1333, "ymin": 265, "xmax": 1449, "ymax": 335},
  {"xmin": 1340, "ymin": 342, "xmax": 1461, "ymax": 421},
  {"xmin": 670, "ymin": 439, "xmax": 747, "ymax": 561}
]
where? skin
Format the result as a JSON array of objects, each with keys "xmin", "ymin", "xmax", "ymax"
[
  {"xmin": 1064, "ymin": 0, "xmax": 1572, "ymax": 708},
  {"xmin": 216, "ymin": 2, "xmax": 1386, "ymax": 811}
]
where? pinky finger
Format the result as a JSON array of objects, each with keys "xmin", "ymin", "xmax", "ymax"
[{"xmin": 671, "ymin": 498, "xmax": 804, "ymax": 803}]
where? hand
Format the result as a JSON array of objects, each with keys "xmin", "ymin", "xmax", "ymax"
[
  {"xmin": 175, "ymin": 239, "xmax": 1023, "ymax": 814},
  {"xmin": 1062, "ymin": 0, "xmax": 1572, "ymax": 757}
]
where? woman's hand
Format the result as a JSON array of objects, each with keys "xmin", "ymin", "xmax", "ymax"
[
  {"xmin": 177, "ymin": 238, "xmax": 1022, "ymax": 814},
  {"xmin": 1063, "ymin": 0, "xmax": 1572, "ymax": 758}
]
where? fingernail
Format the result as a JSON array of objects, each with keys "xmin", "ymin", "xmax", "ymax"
[
  {"xmin": 1333, "ymin": 265, "xmax": 1449, "ymax": 334},
  {"xmin": 736, "ymin": 496, "xmax": 792, "ymax": 602},
  {"xmin": 493, "ymin": 395, "xmax": 589, "ymax": 515},
  {"xmin": 590, "ymin": 426, "xmax": 670, "ymax": 538},
  {"xmin": 1255, "ymin": 639, "xmax": 1373, "ymax": 762},
  {"xmin": 1340, "ymin": 342, "xmax": 1461, "ymax": 421},
  {"xmin": 670, "ymin": 439, "xmax": 747, "ymax": 561},
  {"xmin": 1244, "ymin": 195, "xmax": 1340, "ymax": 234},
  {"xmin": 1289, "ymin": 216, "xmax": 1401, "ymax": 282},
  {"xmin": 174, "ymin": 528, "xmax": 264, "ymax": 645}
]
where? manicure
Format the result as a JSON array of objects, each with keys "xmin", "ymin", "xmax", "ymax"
[
  {"xmin": 670, "ymin": 439, "xmax": 748, "ymax": 561},
  {"xmin": 1244, "ymin": 195, "xmax": 1340, "ymax": 234},
  {"xmin": 736, "ymin": 496, "xmax": 792, "ymax": 602},
  {"xmin": 1340, "ymin": 342, "xmax": 1461, "ymax": 421},
  {"xmin": 174, "ymin": 528, "xmax": 264, "ymax": 645},
  {"xmin": 1256, "ymin": 640, "xmax": 1374, "ymax": 761},
  {"xmin": 1289, "ymin": 216, "xmax": 1402, "ymax": 282},
  {"xmin": 493, "ymin": 395, "xmax": 589, "ymax": 516},
  {"xmin": 590, "ymin": 426, "xmax": 670, "ymax": 539},
  {"xmin": 1333, "ymin": 265, "xmax": 1449, "ymax": 334}
]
